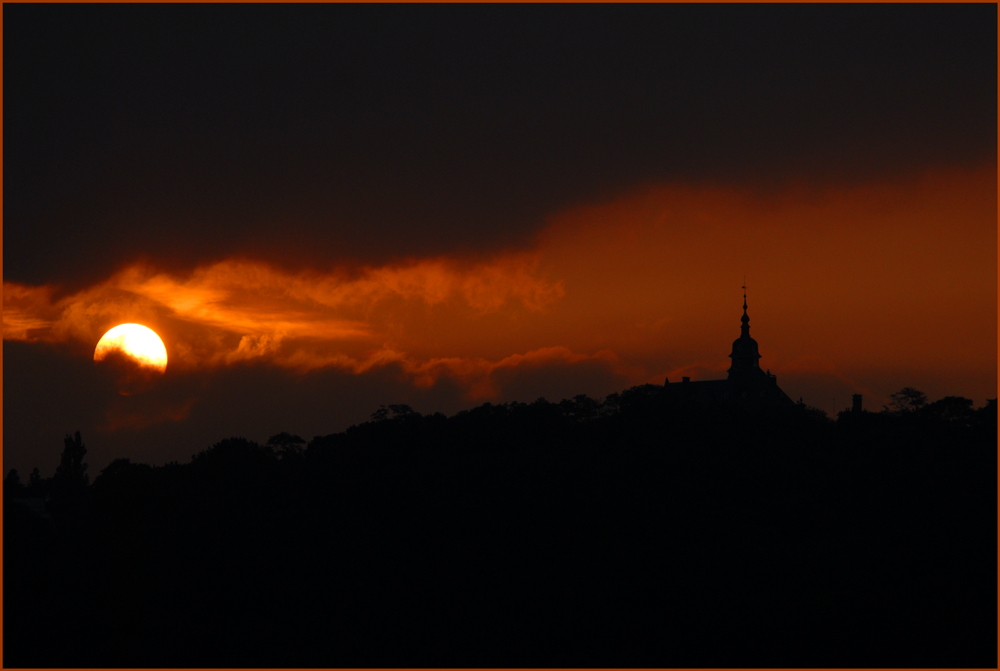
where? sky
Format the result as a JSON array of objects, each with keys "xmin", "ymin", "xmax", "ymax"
[{"xmin": 3, "ymin": 4, "xmax": 997, "ymax": 477}]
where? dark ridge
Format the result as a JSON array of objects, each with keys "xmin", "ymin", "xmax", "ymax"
[{"xmin": 4, "ymin": 388, "xmax": 996, "ymax": 667}]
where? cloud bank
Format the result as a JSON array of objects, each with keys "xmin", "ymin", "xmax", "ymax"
[{"xmin": 5, "ymin": 165, "xmax": 995, "ymax": 415}]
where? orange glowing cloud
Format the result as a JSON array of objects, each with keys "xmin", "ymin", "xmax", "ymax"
[
  {"xmin": 527, "ymin": 164, "xmax": 997, "ymax": 409},
  {"xmin": 3, "ymin": 253, "xmax": 575, "ymax": 397},
  {"xmin": 4, "ymin": 163, "xmax": 995, "ymax": 411}
]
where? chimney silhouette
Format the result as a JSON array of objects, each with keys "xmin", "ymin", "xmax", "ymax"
[{"xmin": 852, "ymin": 394, "xmax": 863, "ymax": 414}]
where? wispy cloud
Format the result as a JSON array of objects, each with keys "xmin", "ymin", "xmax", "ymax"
[
  {"xmin": 3, "ymin": 253, "xmax": 579, "ymax": 396},
  {"xmin": 5, "ymin": 164, "xmax": 994, "ymax": 413}
]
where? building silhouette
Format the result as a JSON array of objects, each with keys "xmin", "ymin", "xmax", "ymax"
[{"xmin": 664, "ymin": 289, "xmax": 794, "ymax": 408}]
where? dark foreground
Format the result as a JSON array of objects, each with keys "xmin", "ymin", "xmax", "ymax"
[{"xmin": 5, "ymin": 387, "xmax": 997, "ymax": 667}]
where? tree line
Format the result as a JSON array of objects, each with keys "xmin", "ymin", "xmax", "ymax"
[{"xmin": 4, "ymin": 386, "xmax": 996, "ymax": 667}]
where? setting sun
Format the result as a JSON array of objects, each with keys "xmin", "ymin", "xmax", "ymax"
[
  {"xmin": 3, "ymin": 6, "xmax": 994, "ymax": 668},
  {"xmin": 94, "ymin": 323, "xmax": 168, "ymax": 372}
]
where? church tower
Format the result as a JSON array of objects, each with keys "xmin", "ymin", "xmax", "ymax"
[
  {"xmin": 727, "ymin": 288, "xmax": 765, "ymax": 379},
  {"xmin": 663, "ymin": 284, "xmax": 793, "ymax": 408}
]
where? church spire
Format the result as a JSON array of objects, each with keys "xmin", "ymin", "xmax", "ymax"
[
  {"xmin": 741, "ymin": 281, "xmax": 750, "ymax": 337},
  {"xmin": 728, "ymin": 279, "xmax": 762, "ymax": 378}
]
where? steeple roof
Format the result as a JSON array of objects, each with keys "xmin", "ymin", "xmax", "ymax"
[{"xmin": 728, "ymin": 284, "xmax": 763, "ymax": 379}]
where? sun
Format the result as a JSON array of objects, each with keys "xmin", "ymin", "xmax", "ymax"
[{"xmin": 94, "ymin": 324, "xmax": 168, "ymax": 372}]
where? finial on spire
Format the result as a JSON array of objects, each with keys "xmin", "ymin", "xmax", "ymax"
[{"xmin": 740, "ymin": 277, "xmax": 750, "ymax": 334}]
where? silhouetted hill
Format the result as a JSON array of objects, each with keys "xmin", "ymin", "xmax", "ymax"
[{"xmin": 4, "ymin": 387, "xmax": 996, "ymax": 667}]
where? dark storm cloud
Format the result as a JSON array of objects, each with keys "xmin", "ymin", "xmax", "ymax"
[{"xmin": 4, "ymin": 3, "xmax": 996, "ymax": 288}]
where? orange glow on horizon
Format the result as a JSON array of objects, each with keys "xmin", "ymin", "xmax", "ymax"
[{"xmin": 3, "ymin": 164, "xmax": 995, "ymax": 412}]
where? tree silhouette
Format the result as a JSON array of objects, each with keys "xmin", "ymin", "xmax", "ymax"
[
  {"xmin": 370, "ymin": 404, "xmax": 419, "ymax": 422},
  {"xmin": 923, "ymin": 395, "xmax": 974, "ymax": 424},
  {"xmin": 885, "ymin": 387, "xmax": 928, "ymax": 413},
  {"xmin": 4, "ymin": 468, "xmax": 26, "ymax": 500},
  {"xmin": 388, "ymin": 403, "xmax": 417, "ymax": 419},
  {"xmin": 53, "ymin": 431, "xmax": 89, "ymax": 488},
  {"xmin": 267, "ymin": 431, "xmax": 306, "ymax": 459},
  {"xmin": 26, "ymin": 467, "xmax": 45, "ymax": 496},
  {"xmin": 49, "ymin": 431, "xmax": 89, "ymax": 517},
  {"xmin": 559, "ymin": 394, "xmax": 600, "ymax": 421}
]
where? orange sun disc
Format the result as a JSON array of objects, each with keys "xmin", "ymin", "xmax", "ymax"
[{"xmin": 94, "ymin": 324, "xmax": 168, "ymax": 372}]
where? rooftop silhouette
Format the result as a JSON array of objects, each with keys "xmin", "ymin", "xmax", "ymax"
[{"xmin": 664, "ymin": 288, "xmax": 794, "ymax": 408}]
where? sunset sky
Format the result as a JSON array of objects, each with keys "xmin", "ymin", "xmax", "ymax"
[{"xmin": 4, "ymin": 4, "xmax": 996, "ymax": 476}]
